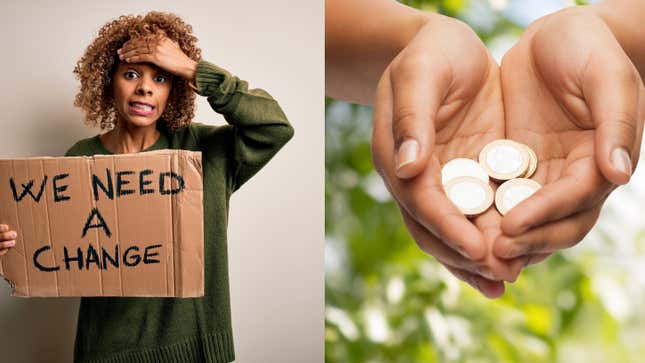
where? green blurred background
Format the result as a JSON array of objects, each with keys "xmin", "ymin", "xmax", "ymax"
[{"xmin": 325, "ymin": 1, "xmax": 645, "ymax": 362}]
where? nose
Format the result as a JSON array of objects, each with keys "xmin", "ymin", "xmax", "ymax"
[{"xmin": 135, "ymin": 76, "xmax": 154, "ymax": 96}]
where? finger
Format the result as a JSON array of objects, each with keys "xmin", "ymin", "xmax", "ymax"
[
  {"xmin": 0, "ymin": 224, "xmax": 8, "ymax": 232},
  {"xmin": 122, "ymin": 54, "xmax": 152, "ymax": 64},
  {"xmin": 399, "ymin": 208, "xmax": 488, "ymax": 277},
  {"xmin": 120, "ymin": 36, "xmax": 154, "ymax": 53},
  {"xmin": 472, "ymin": 208, "xmax": 529, "ymax": 283},
  {"xmin": 584, "ymin": 51, "xmax": 643, "ymax": 185},
  {"xmin": 403, "ymin": 205, "xmax": 528, "ymax": 282},
  {"xmin": 389, "ymin": 52, "xmax": 450, "ymax": 179},
  {"xmin": 119, "ymin": 45, "xmax": 154, "ymax": 60},
  {"xmin": 495, "ymin": 207, "xmax": 600, "ymax": 258},
  {"xmin": 525, "ymin": 253, "xmax": 551, "ymax": 266},
  {"xmin": 373, "ymin": 71, "xmax": 486, "ymax": 260},
  {"xmin": 0, "ymin": 248, "xmax": 8, "ymax": 256},
  {"xmin": 0, "ymin": 240, "xmax": 15, "ymax": 249},
  {"xmin": 120, "ymin": 47, "xmax": 150, "ymax": 59},
  {"xmin": 0, "ymin": 230, "xmax": 17, "ymax": 241},
  {"xmin": 501, "ymin": 157, "xmax": 610, "ymax": 236},
  {"xmin": 444, "ymin": 265, "xmax": 505, "ymax": 299}
]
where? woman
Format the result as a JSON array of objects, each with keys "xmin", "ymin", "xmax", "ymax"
[{"xmin": 0, "ymin": 11, "xmax": 293, "ymax": 363}]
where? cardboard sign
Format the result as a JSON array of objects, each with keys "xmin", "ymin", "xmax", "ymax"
[{"xmin": 0, "ymin": 149, "xmax": 204, "ymax": 297}]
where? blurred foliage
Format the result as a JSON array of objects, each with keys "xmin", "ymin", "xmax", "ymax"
[{"xmin": 325, "ymin": 1, "xmax": 645, "ymax": 362}]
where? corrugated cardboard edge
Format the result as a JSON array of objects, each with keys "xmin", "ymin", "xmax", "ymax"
[{"xmin": 173, "ymin": 150, "xmax": 204, "ymax": 297}]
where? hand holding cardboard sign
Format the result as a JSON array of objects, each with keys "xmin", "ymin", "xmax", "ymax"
[
  {"xmin": 0, "ymin": 224, "xmax": 17, "ymax": 256},
  {"xmin": 116, "ymin": 32, "xmax": 198, "ymax": 81}
]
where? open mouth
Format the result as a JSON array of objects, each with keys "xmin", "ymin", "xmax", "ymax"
[
  {"xmin": 128, "ymin": 101, "xmax": 156, "ymax": 116},
  {"xmin": 129, "ymin": 101, "xmax": 155, "ymax": 112}
]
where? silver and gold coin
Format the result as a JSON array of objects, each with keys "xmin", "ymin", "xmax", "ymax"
[
  {"xmin": 519, "ymin": 143, "xmax": 538, "ymax": 178},
  {"xmin": 444, "ymin": 176, "xmax": 494, "ymax": 216},
  {"xmin": 441, "ymin": 157, "xmax": 489, "ymax": 186},
  {"xmin": 441, "ymin": 140, "xmax": 540, "ymax": 216},
  {"xmin": 478, "ymin": 140, "xmax": 530, "ymax": 181},
  {"xmin": 494, "ymin": 178, "xmax": 542, "ymax": 215}
]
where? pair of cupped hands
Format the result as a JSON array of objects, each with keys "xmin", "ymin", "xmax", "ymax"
[{"xmin": 372, "ymin": 7, "xmax": 645, "ymax": 298}]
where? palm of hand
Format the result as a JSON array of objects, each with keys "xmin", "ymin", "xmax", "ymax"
[
  {"xmin": 431, "ymin": 66, "xmax": 514, "ymax": 274},
  {"xmin": 430, "ymin": 67, "xmax": 531, "ymax": 291},
  {"xmin": 496, "ymin": 10, "xmax": 644, "ymax": 259},
  {"xmin": 374, "ymin": 59, "xmax": 527, "ymax": 296},
  {"xmin": 376, "ymin": 10, "xmax": 645, "ymax": 296}
]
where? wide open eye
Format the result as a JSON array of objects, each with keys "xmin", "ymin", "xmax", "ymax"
[
  {"xmin": 124, "ymin": 70, "xmax": 139, "ymax": 80},
  {"xmin": 154, "ymin": 75, "xmax": 167, "ymax": 83}
]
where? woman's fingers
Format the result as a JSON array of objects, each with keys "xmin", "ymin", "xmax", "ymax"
[
  {"xmin": 525, "ymin": 252, "xmax": 551, "ymax": 266},
  {"xmin": 399, "ymin": 209, "xmax": 489, "ymax": 277},
  {"xmin": 119, "ymin": 36, "xmax": 156, "ymax": 54},
  {"xmin": 444, "ymin": 265, "xmax": 506, "ymax": 299},
  {"xmin": 0, "ymin": 240, "xmax": 15, "ymax": 249},
  {"xmin": 582, "ymin": 29, "xmax": 645, "ymax": 185},
  {"xmin": 0, "ymin": 225, "xmax": 16, "ymax": 256},
  {"xmin": 118, "ymin": 47, "xmax": 152, "ymax": 63},
  {"xmin": 373, "ymin": 71, "xmax": 486, "ymax": 260},
  {"xmin": 501, "ymin": 157, "xmax": 610, "ymax": 236},
  {"xmin": 118, "ymin": 36, "xmax": 158, "ymax": 63},
  {"xmin": 495, "ymin": 207, "xmax": 601, "ymax": 258},
  {"xmin": 0, "ymin": 230, "xmax": 17, "ymax": 242},
  {"xmin": 389, "ymin": 50, "xmax": 450, "ymax": 179}
]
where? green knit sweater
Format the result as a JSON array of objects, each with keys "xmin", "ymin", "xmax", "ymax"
[{"xmin": 64, "ymin": 60, "xmax": 294, "ymax": 363}]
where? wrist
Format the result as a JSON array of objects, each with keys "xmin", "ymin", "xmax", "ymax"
[
  {"xmin": 325, "ymin": 0, "xmax": 431, "ymax": 104},
  {"xmin": 392, "ymin": 11, "xmax": 433, "ymax": 56},
  {"xmin": 179, "ymin": 59, "xmax": 198, "ymax": 83}
]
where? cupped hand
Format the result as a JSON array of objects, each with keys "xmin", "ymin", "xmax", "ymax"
[
  {"xmin": 0, "ymin": 224, "xmax": 17, "ymax": 256},
  {"xmin": 117, "ymin": 32, "xmax": 197, "ymax": 80},
  {"xmin": 372, "ymin": 15, "xmax": 527, "ymax": 298},
  {"xmin": 495, "ymin": 7, "xmax": 645, "ymax": 260}
]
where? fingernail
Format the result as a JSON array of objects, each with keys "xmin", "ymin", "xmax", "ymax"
[
  {"xmin": 6, "ymin": 240, "xmax": 15, "ymax": 246},
  {"xmin": 395, "ymin": 139, "xmax": 419, "ymax": 172},
  {"xmin": 455, "ymin": 245, "xmax": 473, "ymax": 259},
  {"xmin": 476, "ymin": 266, "xmax": 496, "ymax": 280},
  {"xmin": 611, "ymin": 147, "xmax": 632, "ymax": 178},
  {"xmin": 10, "ymin": 231, "xmax": 16, "ymax": 239}
]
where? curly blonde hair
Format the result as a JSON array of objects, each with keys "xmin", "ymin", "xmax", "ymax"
[{"xmin": 74, "ymin": 11, "xmax": 201, "ymax": 132}]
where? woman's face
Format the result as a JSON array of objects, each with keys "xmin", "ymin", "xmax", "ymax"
[{"xmin": 111, "ymin": 61, "xmax": 173, "ymax": 128}]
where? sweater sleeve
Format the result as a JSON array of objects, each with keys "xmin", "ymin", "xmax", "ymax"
[{"xmin": 193, "ymin": 60, "xmax": 294, "ymax": 191}]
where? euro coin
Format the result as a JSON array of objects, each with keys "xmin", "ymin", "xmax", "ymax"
[
  {"xmin": 441, "ymin": 157, "xmax": 489, "ymax": 186},
  {"xmin": 494, "ymin": 178, "xmax": 542, "ymax": 215},
  {"xmin": 479, "ymin": 140, "xmax": 530, "ymax": 181},
  {"xmin": 444, "ymin": 176, "xmax": 494, "ymax": 216},
  {"xmin": 520, "ymin": 143, "xmax": 538, "ymax": 178}
]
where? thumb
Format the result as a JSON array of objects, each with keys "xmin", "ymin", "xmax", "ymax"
[
  {"xmin": 389, "ymin": 56, "xmax": 450, "ymax": 179},
  {"xmin": 584, "ymin": 55, "xmax": 643, "ymax": 185}
]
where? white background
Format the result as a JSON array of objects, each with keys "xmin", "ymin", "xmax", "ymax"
[{"xmin": 0, "ymin": 0, "xmax": 323, "ymax": 362}]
